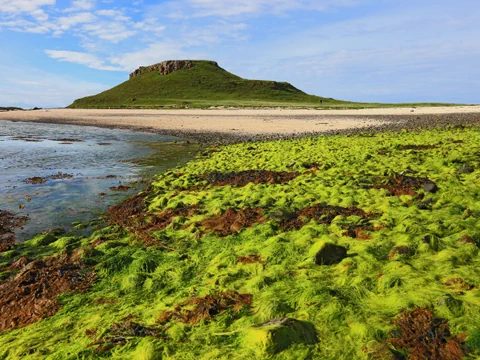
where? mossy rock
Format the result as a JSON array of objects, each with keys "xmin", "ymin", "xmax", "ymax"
[
  {"xmin": 437, "ymin": 294, "xmax": 464, "ymax": 316},
  {"xmin": 26, "ymin": 233, "xmax": 57, "ymax": 246},
  {"xmin": 241, "ymin": 318, "xmax": 317, "ymax": 357}
]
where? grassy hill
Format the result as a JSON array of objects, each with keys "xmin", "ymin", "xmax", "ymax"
[
  {"xmin": 0, "ymin": 107, "xmax": 23, "ymax": 111},
  {"xmin": 69, "ymin": 60, "xmax": 461, "ymax": 109},
  {"xmin": 69, "ymin": 60, "xmax": 336, "ymax": 109}
]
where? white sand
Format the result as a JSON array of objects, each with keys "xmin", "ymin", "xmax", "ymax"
[{"xmin": 1, "ymin": 106, "xmax": 479, "ymax": 135}]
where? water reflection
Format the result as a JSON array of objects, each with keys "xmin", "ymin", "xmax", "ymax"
[{"xmin": 0, "ymin": 121, "xmax": 195, "ymax": 240}]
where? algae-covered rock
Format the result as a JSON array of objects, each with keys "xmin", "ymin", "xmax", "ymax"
[
  {"xmin": 242, "ymin": 318, "xmax": 317, "ymax": 357},
  {"xmin": 437, "ymin": 294, "xmax": 464, "ymax": 316},
  {"xmin": 314, "ymin": 242, "xmax": 348, "ymax": 265},
  {"xmin": 26, "ymin": 233, "xmax": 57, "ymax": 246}
]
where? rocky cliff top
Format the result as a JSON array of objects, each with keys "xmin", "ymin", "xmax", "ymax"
[{"xmin": 129, "ymin": 60, "xmax": 219, "ymax": 79}]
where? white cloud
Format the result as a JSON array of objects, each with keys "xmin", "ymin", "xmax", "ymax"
[
  {"xmin": 180, "ymin": 0, "xmax": 358, "ymax": 17},
  {"xmin": 44, "ymin": 50, "xmax": 123, "ymax": 71},
  {"xmin": 64, "ymin": 0, "xmax": 96, "ymax": 12},
  {"xmin": 108, "ymin": 42, "xmax": 201, "ymax": 71},
  {"xmin": 57, "ymin": 12, "xmax": 96, "ymax": 31},
  {"xmin": 0, "ymin": 18, "xmax": 54, "ymax": 33},
  {"xmin": 96, "ymin": 9, "xmax": 130, "ymax": 22},
  {"xmin": 0, "ymin": 0, "xmax": 55, "ymax": 14},
  {"xmin": 82, "ymin": 22, "xmax": 138, "ymax": 43}
]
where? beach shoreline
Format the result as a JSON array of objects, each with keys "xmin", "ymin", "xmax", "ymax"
[{"xmin": 1, "ymin": 106, "xmax": 479, "ymax": 143}]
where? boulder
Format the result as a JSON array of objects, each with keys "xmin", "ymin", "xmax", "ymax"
[
  {"xmin": 242, "ymin": 318, "xmax": 317, "ymax": 356},
  {"xmin": 458, "ymin": 165, "xmax": 474, "ymax": 174},
  {"xmin": 423, "ymin": 182, "xmax": 439, "ymax": 193},
  {"xmin": 314, "ymin": 243, "xmax": 348, "ymax": 265}
]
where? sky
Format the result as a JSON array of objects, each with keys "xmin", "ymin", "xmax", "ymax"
[{"xmin": 0, "ymin": 0, "xmax": 479, "ymax": 108}]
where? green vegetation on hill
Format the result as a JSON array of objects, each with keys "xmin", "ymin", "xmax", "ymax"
[
  {"xmin": 0, "ymin": 107, "xmax": 23, "ymax": 111},
  {"xmin": 68, "ymin": 60, "xmax": 456, "ymax": 109},
  {"xmin": 69, "ymin": 60, "xmax": 333, "ymax": 109},
  {"xmin": 2, "ymin": 125, "xmax": 480, "ymax": 359}
]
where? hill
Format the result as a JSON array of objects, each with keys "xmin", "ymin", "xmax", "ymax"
[
  {"xmin": 0, "ymin": 107, "xmax": 23, "ymax": 111},
  {"xmin": 68, "ymin": 60, "xmax": 339, "ymax": 109}
]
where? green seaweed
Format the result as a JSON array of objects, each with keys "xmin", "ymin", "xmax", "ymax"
[{"xmin": 1, "ymin": 126, "xmax": 480, "ymax": 359}]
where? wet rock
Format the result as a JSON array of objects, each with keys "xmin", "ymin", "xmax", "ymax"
[
  {"xmin": 23, "ymin": 176, "xmax": 46, "ymax": 185},
  {"xmin": 314, "ymin": 243, "xmax": 348, "ymax": 265},
  {"xmin": 0, "ymin": 210, "xmax": 29, "ymax": 249},
  {"xmin": 421, "ymin": 235, "xmax": 431, "ymax": 244},
  {"xmin": 42, "ymin": 228, "xmax": 66, "ymax": 236},
  {"xmin": 417, "ymin": 203, "xmax": 429, "ymax": 210},
  {"xmin": 242, "ymin": 318, "xmax": 317, "ymax": 356},
  {"xmin": 422, "ymin": 198, "xmax": 434, "ymax": 205},
  {"xmin": 109, "ymin": 185, "xmax": 131, "ymax": 192},
  {"xmin": 423, "ymin": 182, "xmax": 439, "ymax": 193},
  {"xmin": 23, "ymin": 172, "xmax": 74, "ymax": 184},
  {"xmin": 458, "ymin": 165, "xmax": 474, "ymax": 174}
]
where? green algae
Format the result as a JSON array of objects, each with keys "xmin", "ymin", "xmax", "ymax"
[{"xmin": 1, "ymin": 126, "xmax": 480, "ymax": 359}]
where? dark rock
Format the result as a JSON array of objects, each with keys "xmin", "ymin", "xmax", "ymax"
[
  {"xmin": 458, "ymin": 165, "xmax": 474, "ymax": 174},
  {"xmin": 42, "ymin": 228, "xmax": 66, "ymax": 236},
  {"xmin": 421, "ymin": 235, "xmax": 431, "ymax": 244},
  {"xmin": 423, "ymin": 198, "xmax": 434, "ymax": 205},
  {"xmin": 417, "ymin": 203, "xmax": 429, "ymax": 210},
  {"xmin": 423, "ymin": 182, "xmax": 438, "ymax": 193},
  {"xmin": 314, "ymin": 243, "xmax": 348, "ymax": 265}
]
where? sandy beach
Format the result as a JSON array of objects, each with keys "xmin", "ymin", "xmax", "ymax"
[{"xmin": 1, "ymin": 106, "xmax": 479, "ymax": 141}]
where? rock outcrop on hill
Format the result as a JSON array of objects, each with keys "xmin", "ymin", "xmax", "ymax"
[{"xmin": 129, "ymin": 60, "xmax": 219, "ymax": 79}]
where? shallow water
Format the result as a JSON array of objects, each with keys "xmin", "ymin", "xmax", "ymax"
[{"xmin": 0, "ymin": 120, "xmax": 194, "ymax": 240}]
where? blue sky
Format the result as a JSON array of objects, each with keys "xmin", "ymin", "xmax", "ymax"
[{"xmin": 1, "ymin": 0, "xmax": 479, "ymax": 108}]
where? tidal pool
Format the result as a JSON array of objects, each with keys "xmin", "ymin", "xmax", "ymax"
[{"xmin": 0, "ymin": 120, "xmax": 197, "ymax": 240}]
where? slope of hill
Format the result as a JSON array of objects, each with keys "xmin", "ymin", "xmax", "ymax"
[
  {"xmin": 0, "ymin": 107, "xmax": 23, "ymax": 111},
  {"xmin": 68, "ymin": 60, "xmax": 337, "ymax": 109}
]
